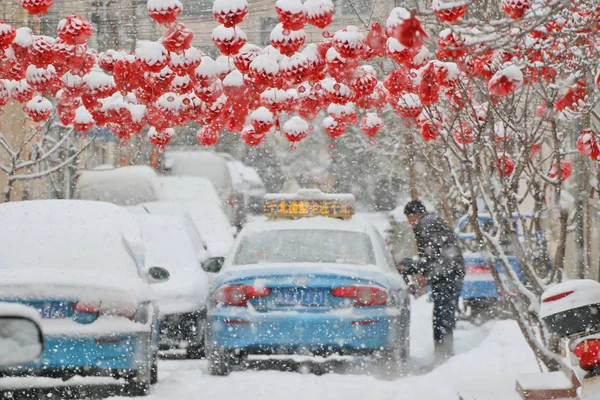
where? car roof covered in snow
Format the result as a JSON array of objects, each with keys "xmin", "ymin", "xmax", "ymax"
[
  {"xmin": 167, "ymin": 151, "xmax": 232, "ymax": 194},
  {"xmin": 540, "ymin": 279, "xmax": 600, "ymax": 319},
  {"xmin": 241, "ymin": 216, "xmax": 371, "ymax": 234},
  {"xmin": 158, "ymin": 176, "xmax": 222, "ymax": 205}
]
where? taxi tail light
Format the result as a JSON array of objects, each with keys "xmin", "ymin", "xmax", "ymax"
[
  {"xmin": 331, "ymin": 286, "xmax": 388, "ymax": 307},
  {"xmin": 572, "ymin": 339, "xmax": 600, "ymax": 370},
  {"xmin": 543, "ymin": 291, "xmax": 574, "ymax": 303},
  {"xmin": 216, "ymin": 285, "xmax": 271, "ymax": 306}
]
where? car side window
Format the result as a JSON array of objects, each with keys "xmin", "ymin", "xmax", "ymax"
[{"xmin": 372, "ymin": 230, "xmax": 396, "ymax": 271}]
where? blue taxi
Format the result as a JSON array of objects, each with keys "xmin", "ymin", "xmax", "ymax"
[{"xmin": 202, "ymin": 190, "xmax": 411, "ymax": 375}]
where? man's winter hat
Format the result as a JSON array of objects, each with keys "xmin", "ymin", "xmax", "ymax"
[{"xmin": 404, "ymin": 200, "xmax": 427, "ymax": 216}]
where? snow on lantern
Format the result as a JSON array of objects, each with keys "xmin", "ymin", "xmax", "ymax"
[
  {"xmin": 25, "ymin": 64, "xmax": 58, "ymax": 92},
  {"xmin": 168, "ymin": 46, "xmax": 202, "ymax": 75},
  {"xmin": 68, "ymin": 50, "xmax": 95, "ymax": 77},
  {"xmin": 383, "ymin": 68, "xmax": 412, "ymax": 99},
  {"xmin": 283, "ymin": 116, "xmax": 309, "ymax": 142},
  {"xmin": 143, "ymin": 67, "xmax": 175, "ymax": 99},
  {"xmin": 214, "ymin": 55, "xmax": 235, "ymax": 80},
  {"xmin": 222, "ymin": 69, "xmax": 246, "ymax": 100},
  {"xmin": 194, "ymin": 56, "xmax": 219, "ymax": 87},
  {"xmin": 82, "ymin": 68, "xmax": 116, "ymax": 98},
  {"xmin": 11, "ymin": 27, "xmax": 34, "ymax": 64},
  {"xmin": 395, "ymin": 93, "xmax": 422, "ymax": 119},
  {"xmin": 321, "ymin": 78, "xmax": 355, "ymax": 104},
  {"xmin": 418, "ymin": 118, "xmax": 439, "ymax": 141},
  {"xmin": 113, "ymin": 55, "xmax": 145, "ymax": 92},
  {"xmin": 488, "ymin": 65, "xmax": 523, "ymax": 96},
  {"xmin": 303, "ymin": 0, "xmax": 334, "ymax": 29},
  {"xmin": 549, "ymin": 160, "xmax": 572, "ymax": 181},
  {"xmin": 302, "ymin": 44, "xmax": 326, "ymax": 82},
  {"xmin": 213, "ymin": 0, "xmax": 248, "ymax": 27},
  {"xmin": 276, "ymin": 0, "xmax": 306, "ymax": 30},
  {"xmin": 242, "ymin": 125, "xmax": 266, "ymax": 146},
  {"xmin": 73, "ymin": 105, "xmax": 94, "ymax": 131},
  {"xmin": 149, "ymin": 127, "xmax": 174, "ymax": 148},
  {"xmin": 323, "ymin": 116, "xmax": 346, "ymax": 139},
  {"xmin": 29, "ymin": 35, "xmax": 55, "ymax": 68},
  {"xmin": 261, "ymin": 88, "xmax": 289, "ymax": 113},
  {"xmin": 98, "ymin": 50, "xmax": 124, "ymax": 73},
  {"xmin": 250, "ymin": 106, "xmax": 275, "ymax": 134},
  {"xmin": 437, "ymin": 29, "xmax": 466, "ymax": 59},
  {"xmin": 433, "ymin": 60, "xmax": 460, "ymax": 87},
  {"xmin": 577, "ymin": 128, "xmax": 600, "ymax": 160},
  {"xmin": 10, "ymin": 80, "xmax": 34, "ymax": 103},
  {"xmin": 359, "ymin": 112, "xmax": 382, "ymax": 137},
  {"xmin": 196, "ymin": 125, "xmax": 220, "ymax": 146},
  {"xmin": 280, "ymin": 53, "xmax": 309, "ymax": 84},
  {"xmin": 349, "ymin": 67, "xmax": 378, "ymax": 97},
  {"xmin": 212, "ymin": 25, "xmax": 247, "ymax": 56},
  {"xmin": 325, "ymin": 47, "xmax": 358, "ymax": 82},
  {"xmin": 24, "ymin": 96, "xmax": 53, "ymax": 122},
  {"xmin": 494, "ymin": 122, "xmax": 513, "ymax": 141},
  {"xmin": 194, "ymin": 79, "xmax": 223, "ymax": 102},
  {"xmin": 154, "ymin": 92, "xmax": 187, "ymax": 126},
  {"xmin": 432, "ymin": 0, "xmax": 468, "ymax": 23},
  {"xmin": 365, "ymin": 23, "xmax": 386, "ymax": 58},
  {"xmin": 328, "ymin": 102, "xmax": 357, "ymax": 124},
  {"xmin": 233, "ymin": 44, "xmax": 262, "ymax": 74},
  {"xmin": 0, "ymin": 22, "xmax": 16, "ymax": 50},
  {"xmin": 418, "ymin": 62, "xmax": 440, "ymax": 105},
  {"xmin": 555, "ymin": 81, "xmax": 586, "ymax": 113},
  {"xmin": 57, "ymin": 15, "xmax": 93, "ymax": 45},
  {"xmin": 135, "ymin": 41, "xmax": 170, "ymax": 73},
  {"xmin": 494, "ymin": 155, "xmax": 515, "ymax": 176},
  {"xmin": 169, "ymin": 74, "xmax": 194, "ymax": 94},
  {"xmin": 332, "ymin": 26, "xmax": 365, "ymax": 59},
  {"xmin": 501, "ymin": 0, "xmax": 530, "ymax": 19},
  {"xmin": 270, "ymin": 24, "xmax": 306, "ymax": 57},
  {"xmin": 99, "ymin": 93, "xmax": 134, "ymax": 126},
  {"xmin": 386, "ymin": 7, "xmax": 428, "ymax": 48},
  {"xmin": 147, "ymin": 0, "xmax": 183, "ymax": 25},
  {"xmin": 249, "ymin": 54, "xmax": 279, "ymax": 88},
  {"xmin": 161, "ymin": 22, "xmax": 193, "ymax": 54},
  {"xmin": 19, "ymin": 0, "xmax": 53, "ymax": 15},
  {"xmin": 296, "ymin": 83, "xmax": 322, "ymax": 120},
  {"xmin": 386, "ymin": 38, "xmax": 418, "ymax": 66}
]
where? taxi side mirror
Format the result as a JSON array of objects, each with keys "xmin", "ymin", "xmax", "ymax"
[
  {"xmin": 147, "ymin": 266, "xmax": 170, "ymax": 283},
  {"xmin": 202, "ymin": 257, "xmax": 225, "ymax": 274},
  {"xmin": 0, "ymin": 312, "xmax": 44, "ymax": 366}
]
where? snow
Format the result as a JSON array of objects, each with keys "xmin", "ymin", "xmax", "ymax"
[
  {"xmin": 270, "ymin": 24, "xmax": 305, "ymax": 42},
  {"xmin": 195, "ymin": 56, "xmax": 219, "ymax": 78},
  {"xmin": 283, "ymin": 116, "xmax": 309, "ymax": 136},
  {"xmin": 250, "ymin": 54, "xmax": 280, "ymax": 74},
  {"xmin": 215, "ymin": 55, "xmax": 235, "ymax": 75},
  {"xmin": 386, "ymin": 7, "xmax": 411, "ymax": 30},
  {"xmin": 212, "ymin": 0, "xmax": 248, "ymax": 14},
  {"xmin": 25, "ymin": 64, "xmax": 56, "ymax": 84},
  {"xmin": 223, "ymin": 69, "xmax": 244, "ymax": 87},
  {"xmin": 327, "ymin": 102, "xmax": 355, "ymax": 118},
  {"xmin": 495, "ymin": 64, "xmax": 524, "ymax": 84},
  {"xmin": 326, "ymin": 46, "xmax": 344, "ymax": 62},
  {"xmin": 386, "ymin": 37, "xmax": 407, "ymax": 52},
  {"xmin": 212, "ymin": 25, "xmax": 247, "ymax": 41},
  {"xmin": 540, "ymin": 279, "xmax": 600, "ymax": 318},
  {"xmin": 398, "ymin": 93, "xmax": 422, "ymax": 108},
  {"xmin": 265, "ymin": 188, "xmax": 355, "ymax": 202},
  {"xmin": 323, "ymin": 116, "xmax": 339, "ymax": 129},
  {"xmin": 75, "ymin": 105, "xmax": 94, "ymax": 123},
  {"xmin": 363, "ymin": 112, "xmax": 382, "ymax": 127},
  {"xmin": 158, "ymin": 176, "xmax": 222, "ymax": 205},
  {"xmin": 169, "ymin": 47, "xmax": 202, "ymax": 67},
  {"xmin": 82, "ymin": 68, "xmax": 115, "ymax": 90},
  {"xmin": 147, "ymin": 0, "xmax": 182, "ymax": 12},
  {"xmin": 303, "ymin": 0, "xmax": 334, "ymax": 17},
  {"xmin": 25, "ymin": 96, "xmax": 52, "ymax": 112},
  {"xmin": 333, "ymin": 26, "xmax": 365, "ymax": 48},
  {"xmin": 168, "ymin": 151, "xmax": 233, "ymax": 197},
  {"xmin": 0, "ymin": 22, "xmax": 13, "ymax": 35},
  {"xmin": 13, "ymin": 27, "xmax": 34, "ymax": 47},
  {"xmin": 432, "ymin": 0, "xmax": 469, "ymax": 11},
  {"xmin": 0, "ymin": 304, "xmax": 42, "ymax": 366},
  {"xmin": 276, "ymin": 0, "xmax": 304, "ymax": 13},
  {"xmin": 135, "ymin": 40, "xmax": 169, "ymax": 66},
  {"xmin": 251, "ymin": 106, "xmax": 275, "ymax": 123},
  {"xmin": 516, "ymin": 371, "xmax": 574, "ymax": 390}
]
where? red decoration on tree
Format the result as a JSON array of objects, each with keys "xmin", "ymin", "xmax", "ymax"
[
  {"xmin": 549, "ymin": 160, "xmax": 572, "ymax": 181},
  {"xmin": 98, "ymin": 50, "xmax": 123, "ymax": 73},
  {"xmin": 73, "ymin": 105, "xmax": 94, "ymax": 131},
  {"xmin": 136, "ymin": 41, "xmax": 170, "ymax": 73},
  {"xmin": 57, "ymin": 15, "xmax": 93, "ymax": 45},
  {"xmin": 270, "ymin": 24, "xmax": 306, "ymax": 56},
  {"xmin": 432, "ymin": 0, "xmax": 468, "ymax": 23},
  {"xmin": 365, "ymin": 23, "xmax": 386, "ymax": 57},
  {"xmin": 283, "ymin": 116, "xmax": 309, "ymax": 142},
  {"xmin": 418, "ymin": 119, "xmax": 439, "ymax": 141},
  {"xmin": 0, "ymin": 22, "xmax": 16, "ymax": 50},
  {"xmin": 169, "ymin": 47, "xmax": 202, "ymax": 75},
  {"xmin": 304, "ymin": 0, "xmax": 334, "ymax": 29},
  {"xmin": 147, "ymin": 0, "xmax": 183, "ymax": 25},
  {"xmin": 386, "ymin": 38, "xmax": 418, "ymax": 65},
  {"xmin": 359, "ymin": 113, "xmax": 383, "ymax": 137},
  {"xmin": 332, "ymin": 27, "xmax": 365, "ymax": 59},
  {"xmin": 24, "ymin": 96, "xmax": 53, "ymax": 122},
  {"xmin": 323, "ymin": 116, "xmax": 346, "ymax": 139},
  {"xmin": 555, "ymin": 80, "xmax": 586, "ymax": 112},
  {"xmin": 386, "ymin": 8, "xmax": 428, "ymax": 48},
  {"xmin": 394, "ymin": 93, "xmax": 422, "ymax": 119},
  {"xmin": 453, "ymin": 122, "xmax": 474, "ymax": 144},
  {"xmin": 212, "ymin": 25, "xmax": 247, "ymax": 56},
  {"xmin": 577, "ymin": 129, "xmax": 600, "ymax": 160},
  {"xmin": 114, "ymin": 56, "xmax": 145, "ymax": 92},
  {"xmin": 488, "ymin": 65, "xmax": 523, "ymax": 96},
  {"xmin": 250, "ymin": 107, "xmax": 275, "ymax": 134},
  {"xmin": 275, "ymin": 0, "xmax": 306, "ymax": 30},
  {"xmin": 29, "ymin": 35, "xmax": 55, "ymax": 68},
  {"xmin": 419, "ymin": 62, "xmax": 440, "ymax": 105},
  {"xmin": 494, "ymin": 155, "xmax": 515, "ymax": 176},
  {"xmin": 213, "ymin": 0, "xmax": 248, "ymax": 27},
  {"xmin": 349, "ymin": 68, "xmax": 378, "ymax": 97},
  {"xmin": 241, "ymin": 125, "xmax": 266, "ymax": 146},
  {"xmin": 161, "ymin": 22, "xmax": 193, "ymax": 54},
  {"xmin": 11, "ymin": 80, "xmax": 34, "ymax": 103},
  {"xmin": 502, "ymin": 0, "xmax": 530, "ymax": 19},
  {"xmin": 19, "ymin": 0, "xmax": 53, "ymax": 15},
  {"xmin": 196, "ymin": 125, "xmax": 220, "ymax": 146},
  {"xmin": 149, "ymin": 127, "xmax": 174, "ymax": 148}
]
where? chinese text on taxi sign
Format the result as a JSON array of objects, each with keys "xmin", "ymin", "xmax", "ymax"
[{"xmin": 264, "ymin": 199, "xmax": 355, "ymax": 219}]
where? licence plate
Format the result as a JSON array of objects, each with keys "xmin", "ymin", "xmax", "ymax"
[
  {"xmin": 276, "ymin": 289, "xmax": 326, "ymax": 307},
  {"xmin": 25, "ymin": 302, "xmax": 69, "ymax": 319}
]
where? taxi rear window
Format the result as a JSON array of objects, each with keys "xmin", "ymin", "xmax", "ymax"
[{"xmin": 232, "ymin": 229, "xmax": 376, "ymax": 266}]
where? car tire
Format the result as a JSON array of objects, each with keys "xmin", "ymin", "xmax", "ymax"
[
  {"xmin": 150, "ymin": 352, "xmax": 158, "ymax": 385},
  {"xmin": 123, "ymin": 368, "xmax": 151, "ymax": 397},
  {"xmin": 207, "ymin": 347, "xmax": 234, "ymax": 376},
  {"xmin": 186, "ymin": 313, "xmax": 206, "ymax": 359}
]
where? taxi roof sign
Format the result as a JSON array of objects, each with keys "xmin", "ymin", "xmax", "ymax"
[{"xmin": 264, "ymin": 189, "xmax": 355, "ymax": 219}]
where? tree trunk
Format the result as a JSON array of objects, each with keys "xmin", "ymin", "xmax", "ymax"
[{"xmin": 3, "ymin": 178, "xmax": 14, "ymax": 203}]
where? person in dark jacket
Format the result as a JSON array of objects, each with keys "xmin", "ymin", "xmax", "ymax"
[{"xmin": 398, "ymin": 200, "xmax": 465, "ymax": 360}]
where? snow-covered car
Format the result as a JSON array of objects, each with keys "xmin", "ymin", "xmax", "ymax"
[
  {"xmin": 203, "ymin": 189, "xmax": 411, "ymax": 375},
  {"xmin": 167, "ymin": 151, "xmax": 245, "ymax": 229},
  {"xmin": 158, "ymin": 176, "xmax": 222, "ymax": 206},
  {"xmin": 133, "ymin": 200, "xmax": 235, "ymax": 259},
  {"xmin": 227, "ymin": 161, "xmax": 266, "ymax": 215},
  {"xmin": 74, "ymin": 165, "xmax": 162, "ymax": 206},
  {"xmin": 134, "ymin": 214, "xmax": 210, "ymax": 358},
  {"xmin": 0, "ymin": 303, "xmax": 44, "ymax": 367},
  {"xmin": 0, "ymin": 200, "xmax": 169, "ymax": 396}
]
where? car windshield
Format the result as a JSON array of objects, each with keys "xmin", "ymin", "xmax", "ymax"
[{"xmin": 232, "ymin": 229, "xmax": 376, "ymax": 266}]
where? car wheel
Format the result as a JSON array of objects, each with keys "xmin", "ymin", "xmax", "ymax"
[
  {"xmin": 123, "ymin": 366, "xmax": 151, "ymax": 397},
  {"xmin": 399, "ymin": 306, "xmax": 411, "ymax": 362},
  {"xmin": 207, "ymin": 347, "xmax": 235, "ymax": 376},
  {"xmin": 150, "ymin": 352, "xmax": 158, "ymax": 385},
  {"xmin": 186, "ymin": 314, "xmax": 206, "ymax": 359}
]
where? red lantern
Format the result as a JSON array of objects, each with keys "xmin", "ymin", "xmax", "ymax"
[
  {"xmin": 223, "ymin": 104, "xmax": 247, "ymax": 133},
  {"xmin": 270, "ymin": 24, "xmax": 305, "ymax": 56},
  {"xmin": 57, "ymin": 15, "xmax": 93, "ymax": 45},
  {"xmin": 488, "ymin": 65, "xmax": 523, "ymax": 96},
  {"xmin": 549, "ymin": 160, "xmax": 572, "ymax": 181},
  {"xmin": 283, "ymin": 116, "xmax": 309, "ymax": 142},
  {"xmin": 11, "ymin": 80, "xmax": 34, "ymax": 103},
  {"xmin": 383, "ymin": 68, "xmax": 412, "ymax": 99},
  {"xmin": 114, "ymin": 56, "xmax": 145, "ymax": 92},
  {"xmin": 29, "ymin": 35, "xmax": 55, "ymax": 68},
  {"xmin": 213, "ymin": 0, "xmax": 248, "ymax": 27},
  {"xmin": 359, "ymin": 113, "xmax": 383, "ymax": 137},
  {"xmin": 221, "ymin": 70, "xmax": 246, "ymax": 100},
  {"xmin": 169, "ymin": 74, "xmax": 194, "ymax": 94},
  {"xmin": 555, "ymin": 81, "xmax": 586, "ymax": 112},
  {"xmin": 386, "ymin": 37, "xmax": 418, "ymax": 65},
  {"xmin": 304, "ymin": 0, "xmax": 334, "ymax": 29},
  {"xmin": 233, "ymin": 44, "xmax": 262, "ymax": 74},
  {"xmin": 52, "ymin": 39, "xmax": 88, "ymax": 73},
  {"xmin": 98, "ymin": 50, "xmax": 124, "ymax": 73},
  {"xmin": 162, "ymin": 22, "xmax": 193, "ymax": 54},
  {"xmin": 328, "ymin": 102, "xmax": 357, "ymax": 124},
  {"xmin": 276, "ymin": 0, "xmax": 306, "ymax": 30},
  {"xmin": 147, "ymin": 0, "xmax": 183, "ymax": 25},
  {"xmin": 196, "ymin": 125, "xmax": 220, "ymax": 146},
  {"xmin": 242, "ymin": 125, "xmax": 266, "ymax": 146},
  {"xmin": 194, "ymin": 80, "xmax": 223, "ymax": 102},
  {"xmin": 322, "ymin": 79, "xmax": 355, "ymax": 104},
  {"xmin": 57, "ymin": 104, "xmax": 76, "ymax": 126},
  {"xmin": 25, "ymin": 64, "xmax": 58, "ymax": 92},
  {"xmin": 453, "ymin": 122, "xmax": 474, "ymax": 144},
  {"xmin": 325, "ymin": 47, "xmax": 359, "ymax": 82},
  {"xmin": 323, "ymin": 116, "xmax": 346, "ymax": 139},
  {"xmin": 194, "ymin": 56, "xmax": 219, "ymax": 88},
  {"xmin": 332, "ymin": 26, "xmax": 366, "ymax": 59},
  {"xmin": 136, "ymin": 41, "xmax": 170, "ymax": 73},
  {"xmin": 261, "ymin": 88, "xmax": 289, "ymax": 114},
  {"xmin": 280, "ymin": 53, "xmax": 309, "ymax": 84},
  {"xmin": 435, "ymin": 61, "xmax": 460, "ymax": 87},
  {"xmin": 0, "ymin": 22, "xmax": 16, "ymax": 50},
  {"xmin": 437, "ymin": 29, "xmax": 466, "ymax": 59},
  {"xmin": 250, "ymin": 107, "xmax": 275, "ymax": 134},
  {"xmin": 212, "ymin": 25, "xmax": 247, "ymax": 56},
  {"xmin": 349, "ymin": 67, "xmax": 378, "ymax": 97},
  {"xmin": 82, "ymin": 68, "xmax": 116, "ymax": 98},
  {"xmin": 386, "ymin": 7, "xmax": 428, "ymax": 48},
  {"xmin": 149, "ymin": 127, "xmax": 174, "ymax": 148},
  {"xmin": 303, "ymin": 44, "xmax": 326, "ymax": 82},
  {"xmin": 502, "ymin": 0, "xmax": 530, "ymax": 19},
  {"xmin": 69, "ymin": 51, "xmax": 95, "ymax": 77},
  {"xmin": 24, "ymin": 96, "xmax": 53, "ymax": 122},
  {"xmin": 494, "ymin": 155, "xmax": 515, "ymax": 176},
  {"xmin": 394, "ymin": 93, "xmax": 422, "ymax": 119},
  {"xmin": 73, "ymin": 105, "xmax": 95, "ymax": 131},
  {"xmin": 365, "ymin": 23, "xmax": 386, "ymax": 57},
  {"xmin": 432, "ymin": 0, "xmax": 468, "ymax": 23},
  {"xmin": 419, "ymin": 62, "xmax": 440, "ymax": 105},
  {"xmin": 169, "ymin": 47, "xmax": 202, "ymax": 75},
  {"xmin": 11, "ymin": 27, "xmax": 34, "ymax": 64},
  {"xmin": 19, "ymin": 0, "xmax": 53, "ymax": 15},
  {"xmin": 577, "ymin": 129, "xmax": 600, "ymax": 160},
  {"xmin": 418, "ymin": 119, "xmax": 439, "ymax": 141}
]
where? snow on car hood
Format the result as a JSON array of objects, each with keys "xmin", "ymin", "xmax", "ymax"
[
  {"xmin": 540, "ymin": 279, "xmax": 600, "ymax": 318},
  {"xmin": 152, "ymin": 270, "xmax": 209, "ymax": 315}
]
